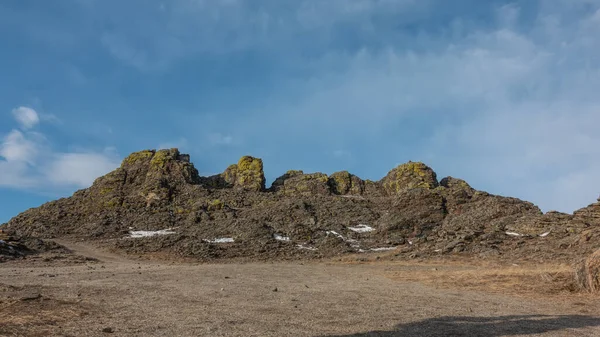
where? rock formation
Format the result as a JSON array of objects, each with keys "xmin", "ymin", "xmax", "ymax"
[{"xmin": 1, "ymin": 148, "xmax": 599, "ymax": 262}]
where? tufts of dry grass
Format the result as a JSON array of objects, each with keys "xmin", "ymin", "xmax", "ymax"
[{"xmin": 335, "ymin": 255, "xmax": 580, "ymax": 296}]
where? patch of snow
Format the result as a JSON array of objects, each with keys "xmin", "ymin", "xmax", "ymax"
[
  {"xmin": 129, "ymin": 228, "xmax": 176, "ymax": 238},
  {"xmin": 434, "ymin": 249, "xmax": 442, "ymax": 252},
  {"xmin": 348, "ymin": 224, "xmax": 375, "ymax": 233},
  {"xmin": 297, "ymin": 244, "xmax": 317, "ymax": 251},
  {"xmin": 505, "ymin": 231, "xmax": 522, "ymax": 237},
  {"xmin": 408, "ymin": 240, "xmax": 413, "ymax": 245},
  {"xmin": 539, "ymin": 232, "xmax": 551, "ymax": 237},
  {"xmin": 204, "ymin": 238, "xmax": 235, "ymax": 243},
  {"xmin": 326, "ymin": 231, "xmax": 345, "ymax": 240},
  {"xmin": 370, "ymin": 247, "xmax": 397, "ymax": 252},
  {"xmin": 274, "ymin": 234, "xmax": 290, "ymax": 242}
]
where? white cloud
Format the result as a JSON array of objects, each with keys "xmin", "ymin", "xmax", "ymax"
[
  {"xmin": 45, "ymin": 152, "xmax": 120, "ymax": 187},
  {"xmin": 227, "ymin": 1, "xmax": 600, "ymax": 213},
  {"xmin": 0, "ymin": 108, "xmax": 120, "ymax": 191},
  {"xmin": 11, "ymin": 106, "xmax": 40, "ymax": 129},
  {"xmin": 0, "ymin": 130, "xmax": 39, "ymax": 164}
]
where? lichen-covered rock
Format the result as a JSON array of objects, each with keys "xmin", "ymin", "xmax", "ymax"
[
  {"xmin": 4, "ymin": 147, "xmax": 600, "ymax": 263},
  {"xmin": 215, "ymin": 156, "xmax": 266, "ymax": 191},
  {"xmin": 270, "ymin": 170, "xmax": 304, "ymax": 191},
  {"xmin": 328, "ymin": 171, "xmax": 365, "ymax": 195},
  {"xmin": 380, "ymin": 161, "xmax": 438, "ymax": 195},
  {"xmin": 279, "ymin": 172, "xmax": 331, "ymax": 196}
]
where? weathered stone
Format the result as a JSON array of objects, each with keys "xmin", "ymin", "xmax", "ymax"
[
  {"xmin": 213, "ymin": 156, "xmax": 266, "ymax": 191},
  {"xmin": 270, "ymin": 170, "xmax": 305, "ymax": 191},
  {"xmin": 280, "ymin": 172, "xmax": 331, "ymax": 196},
  {"xmin": 328, "ymin": 171, "xmax": 365, "ymax": 195},
  {"xmin": 3, "ymin": 147, "xmax": 600, "ymax": 264},
  {"xmin": 380, "ymin": 161, "xmax": 438, "ymax": 195}
]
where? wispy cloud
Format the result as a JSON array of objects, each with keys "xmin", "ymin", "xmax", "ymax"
[
  {"xmin": 11, "ymin": 107, "xmax": 40, "ymax": 129},
  {"xmin": 0, "ymin": 107, "xmax": 120, "ymax": 191},
  {"xmin": 2, "ymin": 0, "xmax": 599, "ymax": 214},
  {"xmin": 204, "ymin": 1, "xmax": 600, "ymax": 212}
]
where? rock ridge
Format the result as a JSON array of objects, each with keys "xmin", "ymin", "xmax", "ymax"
[{"xmin": 2, "ymin": 149, "xmax": 599, "ymax": 262}]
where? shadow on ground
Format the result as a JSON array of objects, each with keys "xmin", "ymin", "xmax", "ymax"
[{"xmin": 323, "ymin": 315, "xmax": 600, "ymax": 337}]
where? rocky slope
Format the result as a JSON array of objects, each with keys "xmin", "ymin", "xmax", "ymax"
[{"xmin": 2, "ymin": 148, "xmax": 599, "ymax": 262}]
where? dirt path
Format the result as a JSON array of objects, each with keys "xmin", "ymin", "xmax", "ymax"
[
  {"xmin": 51, "ymin": 239, "xmax": 135, "ymax": 264},
  {"xmin": 1, "ymin": 242, "xmax": 599, "ymax": 336}
]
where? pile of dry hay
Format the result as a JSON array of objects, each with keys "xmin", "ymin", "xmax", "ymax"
[{"xmin": 575, "ymin": 248, "xmax": 600, "ymax": 292}]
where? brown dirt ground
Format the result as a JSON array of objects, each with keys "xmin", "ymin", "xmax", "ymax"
[{"xmin": 1, "ymin": 240, "xmax": 599, "ymax": 337}]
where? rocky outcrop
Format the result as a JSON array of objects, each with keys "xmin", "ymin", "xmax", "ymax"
[
  {"xmin": 2, "ymin": 148, "xmax": 599, "ymax": 263},
  {"xmin": 573, "ymin": 198, "xmax": 600, "ymax": 225},
  {"xmin": 204, "ymin": 156, "xmax": 266, "ymax": 191},
  {"xmin": 278, "ymin": 172, "xmax": 331, "ymax": 196},
  {"xmin": 328, "ymin": 171, "xmax": 365, "ymax": 195},
  {"xmin": 380, "ymin": 162, "xmax": 438, "ymax": 196}
]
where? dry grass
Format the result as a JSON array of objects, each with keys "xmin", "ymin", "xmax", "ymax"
[
  {"xmin": 0, "ymin": 297, "xmax": 88, "ymax": 336},
  {"xmin": 333, "ymin": 253, "xmax": 580, "ymax": 296},
  {"xmin": 386, "ymin": 261, "xmax": 577, "ymax": 296},
  {"xmin": 575, "ymin": 249, "xmax": 600, "ymax": 293}
]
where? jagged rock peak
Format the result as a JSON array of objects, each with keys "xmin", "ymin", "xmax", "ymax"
[
  {"xmin": 219, "ymin": 155, "xmax": 266, "ymax": 191},
  {"xmin": 121, "ymin": 148, "xmax": 190, "ymax": 168},
  {"xmin": 113, "ymin": 148, "xmax": 200, "ymax": 187},
  {"xmin": 380, "ymin": 161, "xmax": 439, "ymax": 195}
]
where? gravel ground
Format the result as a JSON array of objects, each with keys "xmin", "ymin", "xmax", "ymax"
[{"xmin": 0, "ymin": 241, "xmax": 599, "ymax": 337}]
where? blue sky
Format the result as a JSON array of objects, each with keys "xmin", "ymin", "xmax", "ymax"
[{"xmin": 1, "ymin": 0, "xmax": 599, "ymax": 223}]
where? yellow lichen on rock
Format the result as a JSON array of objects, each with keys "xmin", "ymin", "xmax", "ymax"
[
  {"xmin": 122, "ymin": 150, "xmax": 155, "ymax": 166},
  {"xmin": 150, "ymin": 149, "xmax": 180, "ymax": 169},
  {"xmin": 381, "ymin": 161, "xmax": 438, "ymax": 195},
  {"xmin": 329, "ymin": 171, "xmax": 364, "ymax": 195},
  {"xmin": 217, "ymin": 156, "xmax": 266, "ymax": 191},
  {"xmin": 207, "ymin": 199, "xmax": 224, "ymax": 211}
]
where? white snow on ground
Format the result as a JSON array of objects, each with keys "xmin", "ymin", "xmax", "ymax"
[
  {"xmin": 297, "ymin": 244, "xmax": 317, "ymax": 251},
  {"xmin": 326, "ymin": 231, "xmax": 345, "ymax": 240},
  {"xmin": 274, "ymin": 234, "xmax": 290, "ymax": 241},
  {"xmin": 129, "ymin": 228, "xmax": 176, "ymax": 238},
  {"xmin": 204, "ymin": 238, "xmax": 235, "ymax": 243},
  {"xmin": 370, "ymin": 247, "xmax": 397, "ymax": 252},
  {"xmin": 539, "ymin": 232, "xmax": 551, "ymax": 237},
  {"xmin": 348, "ymin": 224, "xmax": 375, "ymax": 233},
  {"xmin": 505, "ymin": 231, "xmax": 522, "ymax": 237}
]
